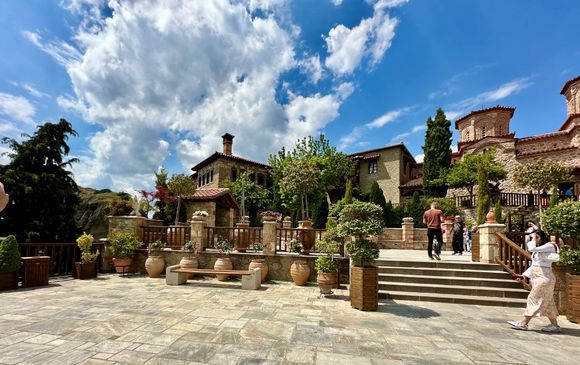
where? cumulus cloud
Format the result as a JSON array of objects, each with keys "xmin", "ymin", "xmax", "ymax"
[
  {"xmin": 0, "ymin": 92, "xmax": 36, "ymax": 126},
  {"xmin": 390, "ymin": 124, "xmax": 426, "ymax": 143},
  {"xmin": 26, "ymin": 0, "xmax": 368, "ymax": 190},
  {"xmin": 324, "ymin": 0, "xmax": 404, "ymax": 75}
]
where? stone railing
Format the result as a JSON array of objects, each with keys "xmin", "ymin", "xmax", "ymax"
[{"xmin": 379, "ymin": 217, "xmax": 452, "ymax": 251}]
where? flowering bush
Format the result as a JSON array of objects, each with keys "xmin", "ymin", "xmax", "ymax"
[
  {"xmin": 193, "ymin": 210, "xmax": 209, "ymax": 217},
  {"xmin": 76, "ymin": 232, "xmax": 99, "ymax": 263},
  {"xmin": 251, "ymin": 242, "xmax": 265, "ymax": 251},
  {"xmin": 260, "ymin": 211, "xmax": 281, "ymax": 217},
  {"xmin": 148, "ymin": 240, "xmax": 165, "ymax": 255}
]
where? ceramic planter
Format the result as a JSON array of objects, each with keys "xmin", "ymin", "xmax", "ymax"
[
  {"xmin": 74, "ymin": 262, "xmax": 97, "ymax": 280},
  {"xmin": 317, "ymin": 272, "xmax": 337, "ymax": 294},
  {"xmin": 214, "ymin": 257, "xmax": 233, "ymax": 281},
  {"xmin": 180, "ymin": 256, "xmax": 199, "ymax": 279},
  {"xmin": 145, "ymin": 256, "xmax": 165, "ymax": 278},
  {"xmin": 0, "ymin": 271, "xmax": 18, "ymax": 291},
  {"xmin": 350, "ymin": 266, "xmax": 378, "ymax": 311},
  {"xmin": 113, "ymin": 258, "xmax": 133, "ymax": 274},
  {"xmin": 298, "ymin": 220, "xmax": 315, "ymax": 255},
  {"xmin": 249, "ymin": 259, "xmax": 268, "ymax": 282},
  {"xmin": 290, "ymin": 259, "xmax": 310, "ymax": 286}
]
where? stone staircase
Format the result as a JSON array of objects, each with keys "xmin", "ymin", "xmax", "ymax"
[{"xmin": 377, "ymin": 259, "xmax": 529, "ymax": 307}]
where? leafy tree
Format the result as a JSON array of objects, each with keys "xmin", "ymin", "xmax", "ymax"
[
  {"xmin": 344, "ymin": 179, "xmax": 353, "ymax": 204},
  {"xmin": 447, "ymin": 149, "xmax": 507, "ymax": 196},
  {"xmin": 542, "ymin": 201, "xmax": 580, "ymax": 239},
  {"xmin": 167, "ymin": 173, "xmax": 196, "ymax": 225},
  {"xmin": 280, "ymin": 158, "xmax": 321, "ymax": 220},
  {"xmin": 383, "ymin": 201, "xmax": 399, "ymax": 227},
  {"xmin": 549, "ymin": 185, "xmax": 559, "ymax": 208},
  {"xmin": 339, "ymin": 201, "xmax": 383, "ymax": 267},
  {"xmin": 0, "ymin": 119, "xmax": 79, "ymax": 242},
  {"xmin": 422, "ymin": 108, "xmax": 452, "ymax": 197},
  {"xmin": 424, "ymin": 197, "xmax": 458, "ymax": 217},
  {"xmin": 514, "ymin": 159, "xmax": 571, "ymax": 217},
  {"xmin": 476, "ymin": 159, "xmax": 491, "ymax": 224},
  {"xmin": 222, "ymin": 172, "xmax": 269, "ymax": 224}
]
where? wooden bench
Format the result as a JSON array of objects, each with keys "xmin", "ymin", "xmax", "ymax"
[{"xmin": 165, "ymin": 265, "xmax": 261, "ymax": 290}]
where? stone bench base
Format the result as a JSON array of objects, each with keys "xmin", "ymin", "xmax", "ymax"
[{"xmin": 165, "ymin": 265, "xmax": 261, "ymax": 290}]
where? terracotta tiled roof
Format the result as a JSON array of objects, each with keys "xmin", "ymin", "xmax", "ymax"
[
  {"xmin": 191, "ymin": 152, "xmax": 269, "ymax": 172},
  {"xmin": 516, "ymin": 123, "xmax": 578, "ymax": 143},
  {"xmin": 559, "ymin": 113, "xmax": 580, "ymax": 131},
  {"xmin": 349, "ymin": 142, "xmax": 416, "ymax": 162},
  {"xmin": 454, "ymin": 106, "xmax": 516, "ymax": 129},
  {"xmin": 183, "ymin": 188, "xmax": 239, "ymax": 209},
  {"xmin": 399, "ymin": 177, "xmax": 423, "ymax": 189},
  {"xmin": 560, "ymin": 76, "xmax": 580, "ymax": 95}
]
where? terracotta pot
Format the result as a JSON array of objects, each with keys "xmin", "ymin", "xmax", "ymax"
[
  {"xmin": 290, "ymin": 260, "xmax": 310, "ymax": 286},
  {"xmin": 262, "ymin": 215, "xmax": 278, "ymax": 222},
  {"xmin": 180, "ymin": 256, "xmax": 199, "ymax": 279},
  {"xmin": 350, "ymin": 266, "xmax": 378, "ymax": 311},
  {"xmin": 145, "ymin": 256, "xmax": 165, "ymax": 278},
  {"xmin": 0, "ymin": 271, "xmax": 18, "ymax": 291},
  {"xmin": 317, "ymin": 272, "xmax": 337, "ymax": 294},
  {"xmin": 113, "ymin": 258, "xmax": 133, "ymax": 274},
  {"xmin": 249, "ymin": 259, "xmax": 268, "ymax": 282},
  {"xmin": 566, "ymin": 273, "xmax": 580, "ymax": 323},
  {"xmin": 74, "ymin": 262, "xmax": 97, "ymax": 280},
  {"xmin": 214, "ymin": 257, "xmax": 233, "ymax": 281},
  {"xmin": 485, "ymin": 210, "xmax": 496, "ymax": 223}
]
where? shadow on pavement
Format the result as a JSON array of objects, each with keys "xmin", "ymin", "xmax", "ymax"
[{"xmin": 377, "ymin": 300, "xmax": 440, "ymax": 318}]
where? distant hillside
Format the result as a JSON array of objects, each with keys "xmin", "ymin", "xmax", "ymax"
[{"xmin": 75, "ymin": 187, "xmax": 131, "ymax": 239}]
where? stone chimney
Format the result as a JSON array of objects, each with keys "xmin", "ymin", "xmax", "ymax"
[
  {"xmin": 561, "ymin": 76, "xmax": 580, "ymax": 117},
  {"xmin": 222, "ymin": 133, "xmax": 234, "ymax": 155}
]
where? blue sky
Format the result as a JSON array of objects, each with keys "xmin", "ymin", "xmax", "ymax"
[{"xmin": 1, "ymin": 0, "xmax": 579, "ymax": 192}]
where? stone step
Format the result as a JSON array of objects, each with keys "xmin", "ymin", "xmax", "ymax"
[
  {"xmin": 378, "ymin": 273, "xmax": 523, "ymax": 289},
  {"xmin": 378, "ymin": 266, "xmax": 510, "ymax": 280},
  {"xmin": 379, "ymin": 282, "xmax": 529, "ymax": 299},
  {"xmin": 379, "ymin": 290, "xmax": 527, "ymax": 308},
  {"xmin": 375, "ymin": 259, "xmax": 500, "ymax": 271}
]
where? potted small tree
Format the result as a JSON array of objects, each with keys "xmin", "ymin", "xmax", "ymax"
[
  {"xmin": 315, "ymin": 228, "xmax": 342, "ymax": 294},
  {"xmin": 214, "ymin": 239, "xmax": 233, "ymax": 281},
  {"xmin": 145, "ymin": 240, "xmax": 165, "ymax": 278},
  {"xmin": 109, "ymin": 232, "xmax": 142, "ymax": 274},
  {"xmin": 180, "ymin": 240, "xmax": 198, "ymax": 279},
  {"xmin": 74, "ymin": 233, "xmax": 99, "ymax": 280},
  {"xmin": 248, "ymin": 242, "xmax": 268, "ymax": 282},
  {"xmin": 542, "ymin": 201, "xmax": 580, "ymax": 323},
  {"xmin": 0, "ymin": 235, "xmax": 21, "ymax": 291},
  {"xmin": 338, "ymin": 201, "xmax": 383, "ymax": 311}
]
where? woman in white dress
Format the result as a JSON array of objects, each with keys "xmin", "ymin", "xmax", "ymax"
[{"xmin": 508, "ymin": 230, "xmax": 561, "ymax": 332}]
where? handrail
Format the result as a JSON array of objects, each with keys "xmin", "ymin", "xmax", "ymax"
[{"xmin": 495, "ymin": 232, "xmax": 531, "ymax": 289}]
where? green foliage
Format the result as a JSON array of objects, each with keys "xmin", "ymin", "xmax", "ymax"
[
  {"xmin": 109, "ymin": 232, "xmax": 142, "ymax": 259},
  {"xmin": 369, "ymin": 181, "xmax": 388, "ymax": 223},
  {"xmin": 0, "ymin": 119, "xmax": 80, "ymax": 242},
  {"xmin": 476, "ymin": 159, "xmax": 491, "ymax": 224},
  {"xmin": 289, "ymin": 239, "xmax": 301, "ymax": 253},
  {"xmin": 76, "ymin": 232, "xmax": 99, "ymax": 263},
  {"xmin": 326, "ymin": 216, "xmax": 337, "ymax": 230},
  {"xmin": 167, "ymin": 173, "xmax": 196, "ymax": 225},
  {"xmin": 182, "ymin": 240, "xmax": 198, "ymax": 253},
  {"xmin": 222, "ymin": 172, "xmax": 270, "ymax": 223},
  {"xmin": 549, "ymin": 185, "xmax": 559, "ymax": 208},
  {"xmin": 315, "ymin": 256, "xmax": 337, "ymax": 273},
  {"xmin": 216, "ymin": 239, "xmax": 232, "ymax": 254},
  {"xmin": 338, "ymin": 201, "xmax": 383, "ymax": 239},
  {"xmin": 404, "ymin": 192, "xmax": 425, "ymax": 228},
  {"xmin": 310, "ymin": 196, "xmax": 329, "ymax": 229},
  {"xmin": 383, "ymin": 201, "xmax": 399, "ymax": 227},
  {"xmin": 542, "ymin": 201, "xmax": 580, "ymax": 239},
  {"xmin": 317, "ymin": 227, "xmax": 343, "ymax": 255},
  {"xmin": 0, "ymin": 235, "xmax": 22, "ymax": 273},
  {"xmin": 424, "ymin": 197, "xmax": 458, "ymax": 217},
  {"xmin": 329, "ymin": 198, "xmax": 348, "ymax": 218},
  {"xmin": 344, "ymin": 180, "xmax": 353, "ymax": 204},
  {"xmin": 446, "ymin": 149, "xmax": 507, "ymax": 195},
  {"xmin": 494, "ymin": 201, "xmax": 504, "ymax": 224},
  {"xmin": 149, "ymin": 240, "xmax": 165, "ymax": 251},
  {"xmin": 514, "ymin": 159, "xmax": 571, "ymax": 193},
  {"xmin": 346, "ymin": 239, "xmax": 380, "ymax": 267},
  {"xmin": 280, "ymin": 158, "xmax": 321, "ymax": 220},
  {"xmin": 251, "ymin": 242, "xmax": 265, "ymax": 251},
  {"xmin": 422, "ymin": 108, "xmax": 452, "ymax": 197},
  {"xmin": 560, "ymin": 247, "xmax": 580, "ymax": 275},
  {"xmin": 107, "ymin": 199, "xmax": 133, "ymax": 216}
]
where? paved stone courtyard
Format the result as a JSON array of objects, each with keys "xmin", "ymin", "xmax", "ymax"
[{"xmin": 1, "ymin": 275, "xmax": 579, "ymax": 365}]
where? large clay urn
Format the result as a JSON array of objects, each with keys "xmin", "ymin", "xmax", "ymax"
[
  {"xmin": 298, "ymin": 220, "xmax": 315, "ymax": 255},
  {"xmin": 214, "ymin": 257, "xmax": 233, "ymax": 281},
  {"xmin": 180, "ymin": 256, "xmax": 199, "ymax": 279},
  {"xmin": 145, "ymin": 255, "xmax": 165, "ymax": 278},
  {"xmin": 317, "ymin": 272, "xmax": 337, "ymax": 295},
  {"xmin": 290, "ymin": 259, "xmax": 310, "ymax": 286},
  {"xmin": 249, "ymin": 259, "xmax": 268, "ymax": 282},
  {"xmin": 485, "ymin": 210, "xmax": 497, "ymax": 224}
]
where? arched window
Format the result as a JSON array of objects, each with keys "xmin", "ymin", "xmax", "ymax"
[
  {"xmin": 231, "ymin": 168, "xmax": 237, "ymax": 181},
  {"xmin": 499, "ymin": 125, "xmax": 503, "ymax": 136},
  {"xmin": 465, "ymin": 130, "xmax": 470, "ymax": 141},
  {"xmin": 482, "ymin": 126, "xmax": 487, "ymax": 137}
]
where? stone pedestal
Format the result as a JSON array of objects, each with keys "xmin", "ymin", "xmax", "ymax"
[
  {"xmin": 442, "ymin": 221, "xmax": 453, "ymax": 251},
  {"xmin": 401, "ymin": 217, "xmax": 414, "ymax": 250},
  {"xmin": 477, "ymin": 223, "xmax": 506, "ymax": 263},
  {"xmin": 190, "ymin": 219, "xmax": 206, "ymax": 253},
  {"xmin": 262, "ymin": 221, "xmax": 277, "ymax": 256},
  {"xmin": 108, "ymin": 216, "xmax": 150, "ymax": 240},
  {"xmin": 282, "ymin": 217, "xmax": 292, "ymax": 229}
]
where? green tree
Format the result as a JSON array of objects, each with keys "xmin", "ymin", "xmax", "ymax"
[
  {"xmin": 167, "ymin": 173, "xmax": 196, "ymax": 225},
  {"xmin": 0, "ymin": 235, "xmax": 22, "ymax": 273},
  {"xmin": 422, "ymin": 108, "xmax": 452, "ymax": 197},
  {"xmin": 344, "ymin": 179, "xmax": 353, "ymax": 204},
  {"xmin": 0, "ymin": 119, "xmax": 80, "ymax": 242},
  {"xmin": 222, "ymin": 172, "xmax": 269, "ymax": 224},
  {"xmin": 447, "ymin": 149, "xmax": 507, "ymax": 196},
  {"xmin": 369, "ymin": 181, "xmax": 388, "ymax": 225},
  {"xmin": 542, "ymin": 201, "xmax": 580, "ymax": 239},
  {"xmin": 494, "ymin": 200, "xmax": 504, "ymax": 224},
  {"xmin": 280, "ymin": 158, "xmax": 321, "ymax": 220},
  {"xmin": 549, "ymin": 185, "xmax": 559, "ymax": 208},
  {"xmin": 405, "ymin": 191, "xmax": 425, "ymax": 227},
  {"xmin": 476, "ymin": 159, "xmax": 491, "ymax": 224},
  {"xmin": 339, "ymin": 201, "xmax": 383, "ymax": 267},
  {"xmin": 514, "ymin": 159, "xmax": 571, "ymax": 218}
]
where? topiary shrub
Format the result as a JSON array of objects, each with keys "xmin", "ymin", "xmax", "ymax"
[
  {"xmin": 109, "ymin": 232, "xmax": 142, "ymax": 259},
  {"xmin": 338, "ymin": 201, "xmax": 383, "ymax": 267},
  {"xmin": 0, "ymin": 235, "xmax": 22, "ymax": 273},
  {"xmin": 542, "ymin": 201, "xmax": 580, "ymax": 239}
]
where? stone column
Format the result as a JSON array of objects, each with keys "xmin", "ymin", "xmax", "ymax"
[
  {"xmin": 477, "ymin": 222, "xmax": 506, "ymax": 263},
  {"xmin": 190, "ymin": 217, "xmax": 206, "ymax": 253},
  {"xmin": 401, "ymin": 217, "xmax": 414, "ymax": 250},
  {"xmin": 108, "ymin": 216, "xmax": 149, "ymax": 240},
  {"xmin": 442, "ymin": 221, "xmax": 454, "ymax": 251},
  {"xmin": 236, "ymin": 222, "xmax": 250, "ymax": 252},
  {"xmin": 282, "ymin": 217, "xmax": 292, "ymax": 229},
  {"xmin": 262, "ymin": 221, "xmax": 277, "ymax": 256}
]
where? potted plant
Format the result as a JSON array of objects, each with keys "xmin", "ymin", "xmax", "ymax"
[
  {"xmin": 192, "ymin": 210, "xmax": 208, "ymax": 222},
  {"xmin": 314, "ymin": 228, "xmax": 342, "ymax": 294},
  {"xmin": 542, "ymin": 201, "xmax": 580, "ymax": 323},
  {"xmin": 338, "ymin": 201, "xmax": 383, "ymax": 311},
  {"xmin": 74, "ymin": 232, "xmax": 99, "ymax": 280},
  {"xmin": 145, "ymin": 240, "xmax": 165, "ymax": 278},
  {"xmin": 0, "ymin": 235, "xmax": 21, "ymax": 291},
  {"xmin": 260, "ymin": 211, "xmax": 281, "ymax": 222},
  {"xmin": 289, "ymin": 238, "xmax": 301, "ymax": 254},
  {"xmin": 248, "ymin": 242, "xmax": 268, "ymax": 282},
  {"xmin": 109, "ymin": 232, "xmax": 142, "ymax": 274},
  {"xmin": 214, "ymin": 239, "xmax": 233, "ymax": 281},
  {"xmin": 180, "ymin": 240, "xmax": 199, "ymax": 279}
]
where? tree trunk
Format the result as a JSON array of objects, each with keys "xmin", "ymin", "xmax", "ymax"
[
  {"xmin": 326, "ymin": 191, "xmax": 332, "ymax": 209},
  {"xmin": 538, "ymin": 191, "xmax": 543, "ymax": 228},
  {"xmin": 300, "ymin": 194, "xmax": 305, "ymax": 220},
  {"xmin": 305, "ymin": 194, "xmax": 310, "ymax": 220},
  {"xmin": 241, "ymin": 189, "xmax": 246, "ymax": 219},
  {"xmin": 174, "ymin": 196, "xmax": 182, "ymax": 225}
]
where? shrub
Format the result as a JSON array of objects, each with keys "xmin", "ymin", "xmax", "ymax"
[
  {"xmin": 542, "ymin": 201, "xmax": 580, "ymax": 239},
  {"xmin": 560, "ymin": 247, "xmax": 580, "ymax": 275},
  {"xmin": 149, "ymin": 240, "xmax": 165, "ymax": 251},
  {"xmin": 494, "ymin": 201, "xmax": 505, "ymax": 224},
  {"xmin": 315, "ymin": 256, "xmax": 336, "ymax": 273},
  {"xmin": 76, "ymin": 232, "xmax": 99, "ymax": 263},
  {"xmin": 0, "ymin": 235, "xmax": 22, "ymax": 273},
  {"xmin": 216, "ymin": 239, "xmax": 232, "ymax": 254},
  {"xmin": 182, "ymin": 240, "xmax": 198, "ymax": 253},
  {"xmin": 338, "ymin": 201, "xmax": 382, "ymax": 267},
  {"xmin": 425, "ymin": 197, "xmax": 458, "ymax": 217},
  {"xmin": 109, "ymin": 232, "xmax": 142, "ymax": 259},
  {"xmin": 346, "ymin": 239, "xmax": 380, "ymax": 267}
]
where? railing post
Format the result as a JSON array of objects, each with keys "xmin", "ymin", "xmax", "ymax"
[
  {"xmin": 478, "ymin": 222, "xmax": 506, "ymax": 263},
  {"xmin": 263, "ymin": 221, "xmax": 277, "ymax": 255},
  {"xmin": 190, "ymin": 216, "xmax": 206, "ymax": 253}
]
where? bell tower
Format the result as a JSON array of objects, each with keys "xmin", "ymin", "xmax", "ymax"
[{"xmin": 561, "ymin": 76, "xmax": 580, "ymax": 117}]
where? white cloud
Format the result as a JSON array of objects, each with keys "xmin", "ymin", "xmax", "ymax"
[
  {"xmin": 298, "ymin": 55, "xmax": 324, "ymax": 84},
  {"xmin": 9, "ymin": 82, "xmax": 50, "ymax": 98},
  {"xmin": 365, "ymin": 107, "xmax": 409, "ymax": 129},
  {"xmin": 0, "ymin": 145, "xmax": 12, "ymax": 165},
  {"xmin": 0, "ymin": 92, "xmax": 36, "ymax": 125},
  {"xmin": 390, "ymin": 124, "xmax": 426, "ymax": 143},
  {"xmin": 28, "ymin": 0, "xmax": 359, "ymax": 190},
  {"xmin": 330, "ymin": 0, "xmax": 343, "ymax": 5},
  {"xmin": 446, "ymin": 77, "xmax": 532, "ymax": 120},
  {"xmin": 324, "ymin": 0, "xmax": 404, "ymax": 75},
  {"xmin": 414, "ymin": 153, "xmax": 424, "ymax": 163}
]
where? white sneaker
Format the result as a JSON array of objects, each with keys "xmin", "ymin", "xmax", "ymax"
[
  {"xmin": 507, "ymin": 320, "xmax": 528, "ymax": 331},
  {"xmin": 540, "ymin": 324, "xmax": 561, "ymax": 333},
  {"xmin": 433, "ymin": 253, "xmax": 441, "ymax": 260}
]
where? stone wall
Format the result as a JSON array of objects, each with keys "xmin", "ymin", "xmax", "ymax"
[
  {"xmin": 133, "ymin": 250, "xmax": 350, "ymax": 284},
  {"xmin": 197, "ymin": 158, "xmax": 269, "ymax": 190},
  {"xmin": 379, "ymin": 227, "xmax": 429, "ymax": 250},
  {"xmin": 108, "ymin": 216, "xmax": 163, "ymax": 240},
  {"xmin": 358, "ymin": 147, "xmax": 403, "ymax": 204}
]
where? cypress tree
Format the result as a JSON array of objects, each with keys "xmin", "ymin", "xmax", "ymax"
[
  {"xmin": 344, "ymin": 179, "xmax": 353, "ymax": 204},
  {"xmin": 369, "ymin": 181, "xmax": 389, "ymax": 225},
  {"xmin": 476, "ymin": 160, "xmax": 491, "ymax": 224},
  {"xmin": 422, "ymin": 108, "xmax": 452, "ymax": 197},
  {"xmin": 549, "ymin": 185, "xmax": 559, "ymax": 208}
]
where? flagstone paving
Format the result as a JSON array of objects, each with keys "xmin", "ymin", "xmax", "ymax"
[{"xmin": 1, "ymin": 274, "xmax": 579, "ymax": 365}]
